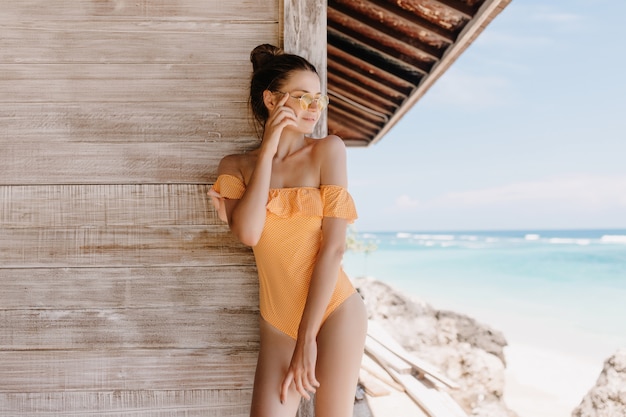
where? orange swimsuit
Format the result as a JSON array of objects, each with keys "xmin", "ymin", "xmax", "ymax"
[{"xmin": 209, "ymin": 174, "xmax": 358, "ymax": 340}]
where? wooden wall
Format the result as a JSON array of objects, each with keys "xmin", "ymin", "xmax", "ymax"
[{"xmin": 0, "ymin": 0, "xmax": 285, "ymax": 415}]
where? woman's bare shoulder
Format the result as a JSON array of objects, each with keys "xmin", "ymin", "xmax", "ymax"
[
  {"xmin": 217, "ymin": 151, "xmax": 258, "ymax": 180},
  {"xmin": 311, "ymin": 135, "xmax": 348, "ymax": 185},
  {"xmin": 314, "ymin": 135, "xmax": 346, "ymax": 161},
  {"xmin": 311, "ymin": 134, "xmax": 346, "ymax": 159}
]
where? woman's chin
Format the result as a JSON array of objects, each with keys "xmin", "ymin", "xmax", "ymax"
[{"xmin": 302, "ymin": 120, "xmax": 318, "ymax": 133}]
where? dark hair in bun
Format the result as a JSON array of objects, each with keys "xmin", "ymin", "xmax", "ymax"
[{"xmin": 249, "ymin": 44, "xmax": 318, "ymax": 129}]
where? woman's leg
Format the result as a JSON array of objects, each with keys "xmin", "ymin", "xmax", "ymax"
[
  {"xmin": 250, "ymin": 317, "xmax": 302, "ymax": 417},
  {"xmin": 314, "ymin": 293, "xmax": 368, "ymax": 417}
]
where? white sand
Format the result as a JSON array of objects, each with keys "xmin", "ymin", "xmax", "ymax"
[{"xmin": 502, "ymin": 343, "xmax": 603, "ymax": 417}]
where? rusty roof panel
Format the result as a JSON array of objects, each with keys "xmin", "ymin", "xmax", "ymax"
[{"xmin": 327, "ymin": 0, "xmax": 511, "ymax": 146}]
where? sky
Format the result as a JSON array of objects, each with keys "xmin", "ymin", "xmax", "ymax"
[{"xmin": 346, "ymin": 0, "xmax": 626, "ymax": 232}]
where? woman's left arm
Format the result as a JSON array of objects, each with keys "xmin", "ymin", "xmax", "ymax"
[{"xmin": 280, "ymin": 136, "xmax": 350, "ymax": 402}]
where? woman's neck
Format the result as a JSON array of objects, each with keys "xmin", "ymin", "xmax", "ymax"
[{"xmin": 274, "ymin": 132, "xmax": 307, "ymax": 160}]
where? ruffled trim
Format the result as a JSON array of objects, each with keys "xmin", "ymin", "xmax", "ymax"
[
  {"xmin": 209, "ymin": 174, "xmax": 246, "ymax": 223},
  {"xmin": 266, "ymin": 185, "xmax": 357, "ymax": 223},
  {"xmin": 266, "ymin": 188, "xmax": 323, "ymax": 218},
  {"xmin": 209, "ymin": 175, "xmax": 358, "ymax": 224},
  {"xmin": 321, "ymin": 185, "xmax": 358, "ymax": 223}
]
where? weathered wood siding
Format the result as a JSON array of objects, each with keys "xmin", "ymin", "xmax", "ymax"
[{"xmin": 0, "ymin": 0, "xmax": 282, "ymax": 415}]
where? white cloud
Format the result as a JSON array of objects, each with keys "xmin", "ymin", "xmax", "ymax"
[
  {"xmin": 533, "ymin": 12, "xmax": 581, "ymax": 23},
  {"xmin": 478, "ymin": 31, "xmax": 554, "ymax": 49},
  {"xmin": 427, "ymin": 70, "xmax": 511, "ymax": 109},
  {"xmin": 388, "ymin": 174, "xmax": 626, "ymax": 212},
  {"xmin": 433, "ymin": 174, "xmax": 626, "ymax": 209},
  {"xmin": 393, "ymin": 194, "xmax": 420, "ymax": 210}
]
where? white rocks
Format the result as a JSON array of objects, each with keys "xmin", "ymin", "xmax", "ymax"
[
  {"xmin": 572, "ymin": 349, "xmax": 626, "ymax": 417},
  {"xmin": 354, "ymin": 277, "xmax": 518, "ymax": 417}
]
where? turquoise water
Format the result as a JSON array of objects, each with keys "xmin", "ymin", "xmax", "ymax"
[{"xmin": 343, "ymin": 229, "xmax": 626, "ymax": 360}]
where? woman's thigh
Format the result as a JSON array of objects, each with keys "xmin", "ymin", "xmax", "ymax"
[
  {"xmin": 315, "ymin": 293, "xmax": 368, "ymax": 417},
  {"xmin": 250, "ymin": 317, "xmax": 301, "ymax": 417}
]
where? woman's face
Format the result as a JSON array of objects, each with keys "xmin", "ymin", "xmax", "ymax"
[{"xmin": 275, "ymin": 70, "xmax": 327, "ymax": 134}]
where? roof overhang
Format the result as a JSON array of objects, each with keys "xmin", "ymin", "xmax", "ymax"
[{"xmin": 327, "ymin": 0, "xmax": 512, "ymax": 146}]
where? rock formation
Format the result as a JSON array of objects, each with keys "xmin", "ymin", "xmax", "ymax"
[
  {"xmin": 354, "ymin": 277, "xmax": 518, "ymax": 417},
  {"xmin": 572, "ymin": 349, "xmax": 626, "ymax": 417}
]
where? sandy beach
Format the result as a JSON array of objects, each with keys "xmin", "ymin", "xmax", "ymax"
[
  {"xmin": 344, "ymin": 229, "xmax": 626, "ymax": 416},
  {"xmin": 503, "ymin": 343, "xmax": 603, "ymax": 417}
]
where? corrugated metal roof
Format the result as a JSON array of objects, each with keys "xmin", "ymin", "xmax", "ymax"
[{"xmin": 327, "ymin": 0, "xmax": 511, "ymax": 146}]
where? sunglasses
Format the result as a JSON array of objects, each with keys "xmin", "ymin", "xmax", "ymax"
[{"xmin": 274, "ymin": 91, "xmax": 330, "ymax": 111}]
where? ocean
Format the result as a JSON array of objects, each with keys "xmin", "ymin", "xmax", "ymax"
[{"xmin": 342, "ymin": 228, "xmax": 626, "ymax": 362}]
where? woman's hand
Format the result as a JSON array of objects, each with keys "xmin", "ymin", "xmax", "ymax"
[
  {"xmin": 280, "ymin": 337, "xmax": 320, "ymax": 403},
  {"xmin": 261, "ymin": 92, "xmax": 297, "ymax": 155}
]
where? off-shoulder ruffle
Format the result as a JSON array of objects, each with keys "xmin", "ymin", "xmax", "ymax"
[
  {"xmin": 208, "ymin": 174, "xmax": 246, "ymax": 223},
  {"xmin": 266, "ymin": 188, "xmax": 324, "ymax": 218},
  {"xmin": 321, "ymin": 185, "xmax": 358, "ymax": 223},
  {"xmin": 209, "ymin": 175, "xmax": 357, "ymax": 224},
  {"xmin": 267, "ymin": 185, "xmax": 357, "ymax": 223}
]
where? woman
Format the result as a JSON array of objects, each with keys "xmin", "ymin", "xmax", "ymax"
[{"xmin": 209, "ymin": 44, "xmax": 367, "ymax": 417}]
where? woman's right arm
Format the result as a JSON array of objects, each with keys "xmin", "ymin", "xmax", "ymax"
[
  {"xmin": 218, "ymin": 151, "xmax": 273, "ymax": 246},
  {"xmin": 219, "ymin": 93, "xmax": 295, "ymax": 246}
]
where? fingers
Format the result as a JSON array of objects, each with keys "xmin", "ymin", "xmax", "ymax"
[
  {"xmin": 268, "ymin": 107, "xmax": 297, "ymax": 128},
  {"xmin": 278, "ymin": 91, "xmax": 290, "ymax": 106},
  {"xmin": 262, "ymin": 93, "xmax": 297, "ymax": 151},
  {"xmin": 280, "ymin": 369, "xmax": 320, "ymax": 403},
  {"xmin": 280, "ymin": 371, "xmax": 293, "ymax": 404},
  {"xmin": 269, "ymin": 93, "xmax": 296, "ymax": 125}
]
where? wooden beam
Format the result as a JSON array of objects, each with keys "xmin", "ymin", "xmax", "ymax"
[
  {"xmin": 329, "ymin": 2, "xmax": 443, "ymax": 61},
  {"xmin": 328, "ymin": 28, "xmax": 424, "ymax": 84},
  {"xmin": 328, "ymin": 44, "xmax": 414, "ymax": 95},
  {"xmin": 282, "ymin": 0, "xmax": 328, "ymax": 138},
  {"xmin": 328, "ymin": 73, "xmax": 398, "ymax": 113},
  {"xmin": 370, "ymin": 0, "xmax": 512, "ymax": 145},
  {"xmin": 431, "ymin": 0, "xmax": 475, "ymax": 19},
  {"xmin": 327, "ymin": 19, "xmax": 432, "ymax": 75},
  {"xmin": 363, "ymin": 0, "xmax": 457, "ymax": 43}
]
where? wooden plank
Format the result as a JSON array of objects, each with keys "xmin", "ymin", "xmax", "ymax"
[
  {"xmin": 0, "ymin": 409, "xmax": 246, "ymax": 417},
  {"xmin": 359, "ymin": 369, "xmax": 391, "ymax": 397},
  {"xmin": 361, "ymin": 353, "xmax": 405, "ymax": 392},
  {"xmin": 1, "ymin": 184, "xmax": 225, "ymax": 227},
  {"xmin": 0, "ymin": 307, "xmax": 258, "ymax": 350},
  {"xmin": 0, "ymin": 389, "xmax": 252, "ymax": 416},
  {"xmin": 367, "ymin": 321, "xmax": 460, "ymax": 389},
  {"xmin": 367, "ymin": 346, "xmax": 468, "ymax": 417},
  {"xmin": 0, "ymin": 64, "xmax": 250, "ymax": 103},
  {"xmin": 0, "ymin": 0, "xmax": 277, "ymax": 21},
  {"xmin": 0, "ymin": 22, "xmax": 277, "ymax": 63},
  {"xmin": 0, "ymin": 184, "xmax": 255, "ymax": 266},
  {"xmin": 366, "ymin": 391, "xmax": 429, "ymax": 417},
  {"xmin": 283, "ymin": 0, "xmax": 327, "ymax": 138},
  {"xmin": 365, "ymin": 336, "xmax": 413, "ymax": 374},
  {"xmin": 0, "ymin": 225, "xmax": 254, "ymax": 268},
  {"xmin": 389, "ymin": 370, "xmax": 468, "ymax": 417},
  {"xmin": 0, "ymin": 24, "xmax": 276, "ymax": 65},
  {"xmin": 0, "ymin": 267, "xmax": 258, "ymax": 310},
  {"xmin": 0, "ymin": 141, "xmax": 256, "ymax": 184},
  {"xmin": 0, "ymin": 349, "xmax": 257, "ymax": 392},
  {"xmin": 365, "ymin": 336, "xmax": 467, "ymax": 417},
  {"xmin": 0, "ymin": 102, "xmax": 254, "ymax": 143}
]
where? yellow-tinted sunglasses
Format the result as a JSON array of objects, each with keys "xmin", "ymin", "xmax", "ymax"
[{"xmin": 275, "ymin": 91, "xmax": 330, "ymax": 111}]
